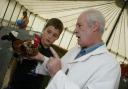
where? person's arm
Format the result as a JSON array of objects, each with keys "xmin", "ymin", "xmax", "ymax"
[
  {"xmin": 46, "ymin": 50, "xmax": 81, "ymax": 89},
  {"xmin": 20, "ymin": 17, "xmax": 29, "ymax": 29},
  {"xmin": 35, "ymin": 47, "xmax": 60, "ymax": 75},
  {"xmin": 35, "ymin": 55, "xmax": 49, "ymax": 75},
  {"xmin": 23, "ymin": 17, "xmax": 29, "ymax": 27},
  {"xmin": 30, "ymin": 52, "xmax": 48, "ymax": 75},
  {"xmin": 46, "ymin": 57, "xmax": 121, "ymax": 89},
  {"xmin": 31, "ymin": 52, "xmax": 45, "ymax": 61}
]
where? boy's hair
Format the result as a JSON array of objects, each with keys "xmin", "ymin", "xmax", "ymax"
[{"xmin": 44, "ymin": 18, "xmax": 64, "ymax": 34}]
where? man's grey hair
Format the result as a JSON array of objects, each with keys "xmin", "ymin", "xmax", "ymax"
[{"xmin": 84, "ymin": 9, "xmax": 105, "ymax": 34}]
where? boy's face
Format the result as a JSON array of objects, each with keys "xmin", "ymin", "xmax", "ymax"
[{"xmin": 41, "ymin": 26, "xmax": 60, "ymax": 48}]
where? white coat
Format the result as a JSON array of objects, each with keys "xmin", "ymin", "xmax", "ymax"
[{"xmin": 46, "ymin": 45, "xmax": 121, "ymax": 89}]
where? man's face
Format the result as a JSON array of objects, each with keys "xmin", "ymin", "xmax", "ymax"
[
  {"xmin": 41, "ymin": 26, "xmax": 60, "ymax": 48},
  {"xmin": 75, "ymin": 13, "xmax": 93, "ymax": 48}
]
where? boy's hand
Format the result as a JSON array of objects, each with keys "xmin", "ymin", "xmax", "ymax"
[
  {"xmin": 31, "ymin": 52, "xmax": 45, "ymax": 61},
  {"xmin": 50, "ymin": 47, "xmax": 60, "ymax": 58},
  {"xmin": 47, "ymin": 47, "xmax": 61, "ymax": 77}
]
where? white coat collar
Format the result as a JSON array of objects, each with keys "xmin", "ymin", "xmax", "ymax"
[{"xmin": 69, "ymin": 45, "xmax": 108, "ymax": 63}]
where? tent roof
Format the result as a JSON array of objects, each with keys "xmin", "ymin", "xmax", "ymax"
[{"xmin": 16, "ymin": 0, "xmax": 128, "ymax": 63}]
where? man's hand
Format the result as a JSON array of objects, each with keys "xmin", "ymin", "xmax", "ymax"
[{"xmin": 47, "ymin": 47, "xmax": 61, "ymax": 77}]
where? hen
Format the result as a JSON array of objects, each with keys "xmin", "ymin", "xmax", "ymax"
[{"xmin": 1, "ymin": 31, "xmax": 40, "ymax": 57}]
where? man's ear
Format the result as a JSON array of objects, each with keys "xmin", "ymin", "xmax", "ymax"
[{"xmin": 91, "ymin": 21, "xmax": 100, "ymax": 32}]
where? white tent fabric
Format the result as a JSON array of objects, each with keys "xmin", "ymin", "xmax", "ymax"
[{"xmin": 0, "ymin": 0, "xmax": 128, "ymax": 63}]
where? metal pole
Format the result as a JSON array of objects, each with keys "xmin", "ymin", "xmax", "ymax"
[
  {"xmin": 8, "ymin": 1, "xmax": 17, "ymax": 26},
  {"xmin": 0, "ymin": 0, "xmax": 11, "ymax": 25},
  {"xmin": 106, "ymin": 0, "xmax": 128, "ymax": 45},
  {"xmin": 28, "ymin": 12, "xmax": 32, "ymax": 18},
  {"xmin": 58, "ymin": 27, "xmax": 67, "ymax": 46},
  {"xmin": 67, "ymin": 32, "xmax": 74, "ymax": 49},
  {"xmin": 14, "ymin": 5, "xmax": 23, "ymax": 27},
  {"xmin": 30, "ymin": 14, "xmax": 37, "ymax": 30}
]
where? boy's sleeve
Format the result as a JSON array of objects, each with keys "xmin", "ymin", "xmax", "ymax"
[{"xmin": 35, "ymin": 56, "xmax": 49, "ymax": 75}]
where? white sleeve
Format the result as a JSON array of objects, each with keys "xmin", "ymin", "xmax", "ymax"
[
  {"xmin": 35, "ymin": 56, "xmax": 49, "ymax": 75},
  {"xmin": 46, "ymin": 70, "xmax": 81, "ymax": 89}
]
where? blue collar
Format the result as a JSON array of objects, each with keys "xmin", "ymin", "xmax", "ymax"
[
  {"xmin": 75, "ymin": 42, "xmax": 104, "ymax": 59},
  {"xmin": 82, "ymin": 42, "xmax": 104, "ymax": 54}
]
